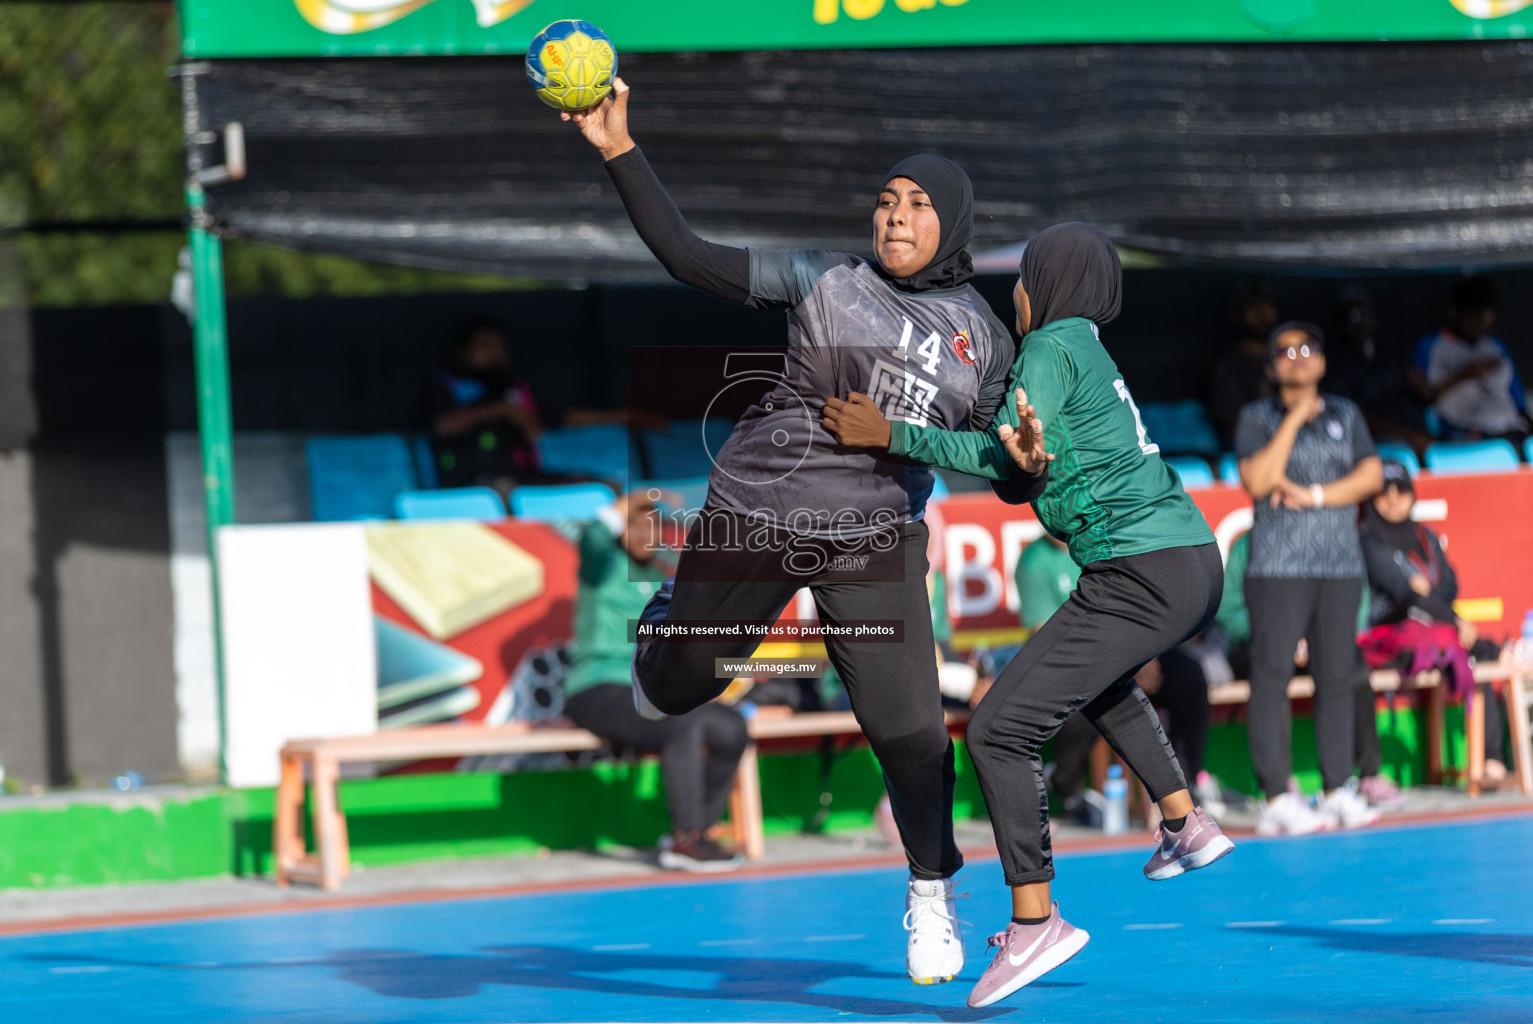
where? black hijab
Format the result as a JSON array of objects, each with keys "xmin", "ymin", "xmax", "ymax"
[
  {"xmin": 1019, "ymin": 222, "xmax": 1122, "ymax": 333},
  {"xmin": 876, "ymin": 154, "xmax": 974, "ymax": 292}
]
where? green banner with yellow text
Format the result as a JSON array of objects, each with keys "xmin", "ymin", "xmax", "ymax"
[{"xmin": 179, "ymin": 0, "xmax": 1533, "ymax": 58}]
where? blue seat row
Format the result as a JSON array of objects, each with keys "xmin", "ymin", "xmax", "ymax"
[
  {"xmin": 1138, "ymin": 401, "xmax": 1220, "ymax": 457},
  {"xmin": 533, "ymin": 418, "xmax": 736, "ymax": 485},
  {"xmin": 312, "ymin": 427, "xmax": 1527, "ymax": 525}
]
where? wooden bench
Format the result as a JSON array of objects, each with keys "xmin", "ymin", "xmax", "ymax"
[
  {"xmin": 1208, "ymin": 660, "xmax": 1529, "ymax": 797},
  {"xmin": 1087, "ymin": 659, "xmax": 1531, "ymax": 826},
  {"xmin": 274, "ymin": 708, "xmax": 972, "ymax": 891},
  {"xmin": 276, "ymin": 659, "xmax": 1528, "ymax": 889}
]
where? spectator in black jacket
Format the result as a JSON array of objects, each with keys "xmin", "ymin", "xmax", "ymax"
[{"xmin": 1358, "ymin": 461, "xmax": 1508, "ymax": 786}]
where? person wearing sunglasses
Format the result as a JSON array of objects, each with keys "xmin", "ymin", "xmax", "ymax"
[{"xmin": 1234, "ymin": 321, "xmax": 1384, "ymax": 835}]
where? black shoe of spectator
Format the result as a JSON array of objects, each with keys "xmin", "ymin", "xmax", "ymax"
[{"xmin": 659, "ymin": 831, "xmax": 745, "ymax": 873}]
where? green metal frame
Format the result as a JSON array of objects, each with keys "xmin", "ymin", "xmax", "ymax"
[{"xmin": 185, "ymin": 182, "xmax": 235, "ymax": 780}]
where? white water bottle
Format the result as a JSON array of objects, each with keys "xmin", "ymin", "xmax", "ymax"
[
  {"xmin": 1103, "ymin": 764, "xmax": 1129, "ymax": 835},
  {"xmin": 1517, "ymin": 609, "xmax": 1533, "ymax": 663}
]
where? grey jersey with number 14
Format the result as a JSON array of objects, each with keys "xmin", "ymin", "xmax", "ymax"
[{"xmin": 704, "ymin": 249, "xmax": 1013, "ymax": 539}]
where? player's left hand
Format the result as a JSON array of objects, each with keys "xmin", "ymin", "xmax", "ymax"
[
  {"xmin": 822, "ymin": 392, "xmax": 892, "ymax": 449},
  {"xmin": 998, "ymin": 388, "xmax": 1052, "ymax": 475}
]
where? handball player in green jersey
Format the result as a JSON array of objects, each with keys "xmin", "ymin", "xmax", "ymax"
[{"xmin": 823, "ymin": 223, "xmax": 1235, "ymax": 1008}]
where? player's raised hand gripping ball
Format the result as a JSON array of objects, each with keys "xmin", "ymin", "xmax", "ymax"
[{"xmin": 525, "ymin": 19, "xmax": 616, "ymax": 112}]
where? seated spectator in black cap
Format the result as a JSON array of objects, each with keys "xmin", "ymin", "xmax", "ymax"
[
  {"xmin": 1358, "ymin": 460, "xmax": 1510, "ymax": 786},
  {"xmin": 1325, "ymin": 286, "xmax": 1434, "ymax": 458},
  {"xmin": 1413, "ymin": 274, "xmax": 1530, "ymax": 454},
  {"xmin": 1208, "ymin": 286, "xmax": 1279, "ymax": 449}
]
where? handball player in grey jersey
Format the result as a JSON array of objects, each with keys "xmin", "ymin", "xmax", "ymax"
[{"xmin": 566, "ymin": 79, "xmax": 1011, "ymax": 984}]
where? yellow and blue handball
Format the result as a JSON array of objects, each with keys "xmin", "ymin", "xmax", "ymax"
[{"xmin": 525, "ymin": 19, "xmax": 617, "ymax": 112}]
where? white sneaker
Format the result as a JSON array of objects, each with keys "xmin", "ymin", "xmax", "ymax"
[
  {"xmin": 904, "ymin": 874, "xmax": 966, "ymax": 985},
  {"xmin": 1255, "ymin": 791, "xmax": 1326, "ymax": 836},
  {"xmin": 1193, "ymin": 771, "xmax": 1229, "ymax": 820},
  {"xmin": 1318, "ymin": 786, "xmax": 1381, "ymax": 830}
]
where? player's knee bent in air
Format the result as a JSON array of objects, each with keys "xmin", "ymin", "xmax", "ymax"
[
  {"xmin": 863, "ymin": 720, "xmax": 952, "ymax": 774},
  {"xmin": 640, "ymin": 645, "xmax": 732, "ymax": 716},
  {"xmin": 964, "ymin": 708, "xmax": 1040, "ymax": 774}
]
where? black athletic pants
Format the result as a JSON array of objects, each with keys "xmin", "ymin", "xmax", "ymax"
[
  {"xmin": 635, "ymin": 511, "xmax": 960, "ymax": 880},
  {"xmin": 1049, "ymin": 647, "xmax": 1211, "ymax": 800},
  {"xmin": 966, "ymin": 543, "xmax": 1223, "ymax": 886},
  {"xmin": 565, "ymin": 683, "xmax": 749, "ymax": 834},
  {"xmin": 1245, "ymin": 577, "xmax": 1362, "ymax": 797}
]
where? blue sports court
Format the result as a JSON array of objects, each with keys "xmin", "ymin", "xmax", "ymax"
[{"xmin": 4, "ymin": 812, "xmax": 1528, "ymax": 1024}]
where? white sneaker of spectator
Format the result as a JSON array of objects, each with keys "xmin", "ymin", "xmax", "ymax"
[
  {"xmin": 1318, "ymin": 786, "xmax": 1380, "ymax": 830},
  {"xmin": 1193, "ymin": 771, "xmax": 1229, "ymax": 820},
  {"xmin": 1255, "ymin": 791, "xmax": 1326, "ymax": 836}
]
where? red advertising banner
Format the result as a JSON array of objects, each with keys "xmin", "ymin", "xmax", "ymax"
[
  {"xmin": 938, "ymin": 470, "xmax": 1533, "ymax": 647},
  {"xmin": 368, "ymin": 470, "xmax": 1533, "ymax": 732}
]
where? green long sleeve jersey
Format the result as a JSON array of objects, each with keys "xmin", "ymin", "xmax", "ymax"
[{"xmin": 891, "ymin": 317, "xmax": 1212, "ymax": 567}]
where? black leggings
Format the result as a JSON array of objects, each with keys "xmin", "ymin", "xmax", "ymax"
[
  {"xmin": 636, "ymin": 512, "xmax": 960, "ymax": 880},
  {"xmin": 565, "ymin": 683, "xmax": 749, "ymax": 834},
  {"xmin": 1245, "ymin": 577, "xmax": 1362, "ymax": 796},
  {"xmin": 966, "ymin": 543, "xmax": 1223, "ymax": 887},
  {"xmin": 1048, "ymin": 647, "xmax": 1211, "ymax": 800}
]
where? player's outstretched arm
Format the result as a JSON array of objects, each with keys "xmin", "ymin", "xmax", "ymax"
[
  {"xmin": 819, "ymin": 389, "xmax": 1012, "ymax": 477},
  {"xmin": 885, "ymin": 388, "xmax": 1051, "ymax": 481},
  {"xmin": 564, "ymin": 78, "xmax": 751, "ymax": 305}
]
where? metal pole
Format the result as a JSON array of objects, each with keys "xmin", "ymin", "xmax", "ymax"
[{"xmin": 186, "ymin": 182, "xmax": 235, "ymax": 782}]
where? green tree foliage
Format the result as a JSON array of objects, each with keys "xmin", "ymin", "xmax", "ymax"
[{"xmin": 0, "ymin": 2, "xmax": 526, "ymax": 307}]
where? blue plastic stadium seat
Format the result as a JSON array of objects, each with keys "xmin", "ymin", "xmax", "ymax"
[
  {"xmin": 510, "ymin": 482, "xmax": 617, "ymax": 522},
  {"xmin": 1139, "ymin": 401, "xmax": 1221, "ymax": 457},
  {"xmin": 306, "ymin": 434, "xmax": 419, "ymax": 522},
  {"xmin": 536, "ymin": 424, "xmax": 636, "ymax": 485},
  {"xmin": 1424, "ymin": 439, "xmax": 1520, "ymax": 475},
  {"xmin": 409, "ymin": 434, "xmax": 439, "ymax": 490},
  {"xmin": 1164, "ymin": 455, "xmax": 1215, "ymax": 490},
  {"xmin": 928, "ymin": 473, "xmax": 951, "ymax": 502},
  {"xmin": 631, "ymin": 477, "xmax": 711, "ymax": 514},
  {"xmin": 1218, "ymin": 451, "xmax": 1241, "ymax": 486},
  {"xmin": 395, "ymin": 487, "xmax": 506, "ymax": 522},
  {"xmin": 638, "ymin": 419, "xmax": 735, "ymax": 480},
  {"xmin": 1525, "ymin": 435, "xmax": 1533, "ymax": 465},
  {"xmin": 1375, "ymin": 441, "xmax": 1421, "ymax": 476}
]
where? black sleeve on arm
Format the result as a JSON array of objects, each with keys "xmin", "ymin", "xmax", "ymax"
[
  {"xmin": 604, "ymin": 147, "xmax": 751, "ymax": 305},
  {"xmin": 990, "ymin": 465, "xmax": 1050, "ymax": 506}
]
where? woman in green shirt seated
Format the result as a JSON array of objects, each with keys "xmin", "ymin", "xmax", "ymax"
[
  {"xmin": 562, "ymin": 491, "xmax": 749, "ymax": 873},
  {"xmin": 822, "ymin": 223, "xmax": 1233, "ymax": 1008}
]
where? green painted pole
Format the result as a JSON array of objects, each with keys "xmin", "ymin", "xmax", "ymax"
[{"xmin": 186, "ymin": 182, "xmax": 235, "ymax": 782}]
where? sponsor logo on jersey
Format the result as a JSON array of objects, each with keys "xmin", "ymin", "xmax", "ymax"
[{"xmin": 952, "ymin": 330, "xmax": 976, "ymax": 365}]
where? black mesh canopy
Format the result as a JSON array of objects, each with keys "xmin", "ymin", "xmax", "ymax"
[{"xmin": 184, "ymin": 42, "xmax": 1533, "ymax": 278}]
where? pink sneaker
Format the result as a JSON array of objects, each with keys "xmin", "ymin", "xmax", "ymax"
[
  {"xmin": 1356, "ymin": 775, "xmax": 1407, "ymax": 811},
  {"xmin": 966, "ymin": 903, "xmax": 1090, "ymax": 1008},
  {"xmin": 1143, "ymin": 806, "xmax": 1235, "ymax": 881}
]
